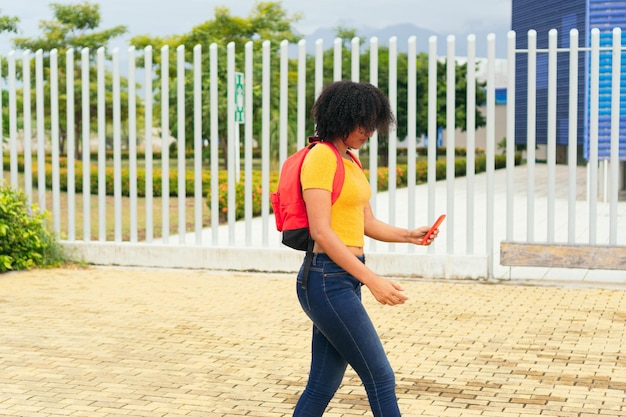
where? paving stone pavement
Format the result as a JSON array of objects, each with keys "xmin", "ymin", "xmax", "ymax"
[{"xmin": 1, "ymin": 267, "xmax": 626, "ymax": 417}]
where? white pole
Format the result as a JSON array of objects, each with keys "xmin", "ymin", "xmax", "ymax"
[
  {"xmin": 244, "ymin": 42, "xmax": 254, "ymax": 245},
  {"xmin": 506, "ymin": 31, "xmax": 516, "ymax": 243},
  {"xmin": 446, "ymin": 35, "xmax": 456, "ymax": 255},
  {"xmin": 22, "ymin": 50, "xmax": 33, "ymax": 205},
  {"xmin": 315, "ymin": 39, "xmax": 324, "ymax": 99},
  {"xmin": 144, "ymin": 46, "xmax": 154, "ymax": 243},
  {"xmin": 210, "ymin": 43, "xmax": 219, "ymax": 245},
  {"xmin": 388, "ymin": 36, "xmax": 398, "ymax": 237},
  {"xmin": 177, "ymin": 45, "xmax": 186, "ymax": 244},
  {"xmin": 407, "ymin": 36, "xmax": 417, "ymax": 254},
  {"xmin": 261, "ymin": 41, "xmax": 271, "ymax": 245},
  {"xmin": 227, "ymin": 42, "xmax": 236, "ymax": 244},
  {"xmin": 66, "ymin": 48, "xmax": 76, "ymax": 241},
  {"xmin": 50, "ymin": 49, "xmax": 61, "ymax": 237},
  {"xmin": 547, "ymin": 29, "xmax": 557, "ymax": 243},
  {"xmin": 467, "ymin": 34, "xmax": 477, "ymax": 253},
  {"xmin": 609, "ymin": 28, "xmax": 621, "ymax": 245},
  {"xmin": 97, "ymin": 47, "xmax": 106, "ymax": 241},
  {"xmin": 567, "ymin": 30, "xmax": 579, "ymax": 244},
  {"xmin": 279, "ymin": 40, "xmax": 288, "ymax": 167},
  {"xmin": 193, "ymin": 44, "xmax": 203, "ymax": 245},
  {"xmin": 297, "ymin": 40, "xmax": 306, "ymax": 149},
  {"xmin": 351, "ymin": 37, "xmax": 360, "ymax": 81},
  {"xmin": 81, "ymin": 47, "xmax": 91, "ymax": 242},
  {"xmin": 588, "ymin": 29, "xmax": 599, "ymax": 245},
  {"xmin": 334, "ymin": 38, "xmax": 342, "ymax": 81},
  {"xmin": 369, "ymin": 37, "xmax": 379, "ymax": 251},
  {"xmin": 8, "ymin": 51, "xmax": 17, "ymax": 189},
  {"xmin": 128, "ymin": 46, "xmax": 138, "ymax": 243},
  {"xmin": 486, "ymin": 34, "xmax": 496, "ymax": 279},
  {"xmin": 161, "ymin": 45, "xmax": 170, "ymax": 243},
  {"xmin": 36, "ymin": 50, "xmax": 46, "ymax": 213},
  {"xmin": 526, "ymin": 30, "xmax": 537, "ymax": 242},
  {"xmin": 112, "ymin": 48, "xmax": 122, "ymax": 242},
  {"xmin": 427, "ymin": 35, "xmax": 438, "ymax": 255}
]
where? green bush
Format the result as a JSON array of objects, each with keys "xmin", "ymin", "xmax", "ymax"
[
  {"xmin": 0, "ymin": 185, "xmax": 67, "ymax": 273},
  {"xmin": 3, "ymin": 150, "xmax": 521, "ymax": 224}
]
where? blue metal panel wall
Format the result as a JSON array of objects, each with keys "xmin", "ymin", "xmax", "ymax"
[
  {"xmin": 512, "ymin": 0, "xmax": 587, "ymax": 148},
  {"xmin": 585, "ymin": 0, "xmax": 626, "ymax": 161}
]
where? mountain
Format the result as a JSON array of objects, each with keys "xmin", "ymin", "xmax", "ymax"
[{"xmin": 292, "ymin": 23, "xmax": 509, "ymax": 58}]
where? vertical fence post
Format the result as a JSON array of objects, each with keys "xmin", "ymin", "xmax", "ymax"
[
  {"xmin": 279, "ymin": 40, "xmax": 288, "ymax": 167},
  {"xmin": 427, "ymin": 35, "xmax": 438, "ymax": 255},
  {"xmin": 22, "ymin": 50, "xmax": 32, "ymax": 205},
  {"xmin": 407, "ymin": 36, "xmax": 417, "ymax": 254},
  {"xmin": 227, "ymin": 42, "xmax": 236, "ymax": 244},
  {"xmin": 81, "ymin": 47, "xmax": 91, "ymax": 242},
  {"xmin": 261, "ymin": 40, "xmax": 271, "ymax": 246},
  {"xmin": 609, "ymin": 28, "xmax": 621, "ymax": 245},
  {"xmin": 368, "ymin": 37, "xmax": 379, "ymax": 251},
  {"xmin": 446, "ymin": 35, "xmax": 456, "ymax": 255},
  {"xmin": 333, "ymin": 38, "xmax": 342, "ymax": 81},
  {"xmin": 66, "ymin": 49, "xmax": 76, "ymax": 241},
  {"xmin": 547, "ymin": 29, "xmax": 557, "ymax": 243},
  {"xmin": 8, "ymin": 51, "xmax": 17, "ymax": 189},
  {"xmin": 177, "ymin": 45, "xmax": 186, "ymax": 244},
  {"xmin": 486, "ymin": 34, "xmax": 496, "ymax": 279},
  {"xmin": 588, "ymin": 28, "xmax": 600, "ymax": 245},
  {"xmin": 144, "ymin": 46, "xmax": 154, "ymax": 243},
  {"xmin": 351, "ymin": 37, "xmax": 360, "ymax": 82},
  {"xmin": 50, "ymin": 49, "xmax": 61, "ymax": 238},
  {"xmin": 466, "ymin": 35, "xmax": 476, "ymax": 254},
  {"xmin": 193, "ymin": 44, "xmax": 203, "ymax": 245},
  {"xmin": 97, "ymin": 47, "xmax": 106, "ymax": 241},
  {"xmin": 297, "ymin": 40, "xmax": 306, "ymax": 150},
  {"xmin": 526, "ymin": 30, "xmax": 537, "ymax": 242},
  {"xmin": 36, "ymin": 50, "xmax": 46, "ymax": 214},
  {"xmin": 244, "ymin": 42, "xmax": 254, "ymax": 245},
  {"xmin": 388, "ymin": 36, "xmax": 398, "ymax": 239},
  {"xmin": 112, "ymin": 48, "xmax": 122, "ymax": 242},
  {"xmin": 567, "ymin": 30, "xmax": 578, "ymax": 244},
  {"xmin": 506, "ymin": 31, "xmax": 516, "ymax": 243},
  {"xmin": 129, "ymin": 46, "xmax": 138, "ymax": 243},
  {"xmin": 315, "ymin": 40, "xmax": 324, "ymax": 98},
  {"xmin": 161, "ymin": 45, "xmax": 170, "ymax": 244}
]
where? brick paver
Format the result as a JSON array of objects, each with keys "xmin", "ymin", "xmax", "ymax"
[{"xmin": 1, "ymin": 267, "xmax": 626, "ymax": 416}]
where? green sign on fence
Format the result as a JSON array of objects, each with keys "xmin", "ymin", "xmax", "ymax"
[{"xmin": 234, "ymin": 72, "xmax": 244, "ymax": 123}]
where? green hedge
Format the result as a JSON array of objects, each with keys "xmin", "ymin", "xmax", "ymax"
[{"xmin": 3, "ymin": 152, "xmax": 521, "ymax": 222}]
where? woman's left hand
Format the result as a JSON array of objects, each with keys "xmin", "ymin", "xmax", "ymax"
[{"xmin": 408, "ymin": 226, "xmax": 439, "ymax": 246}]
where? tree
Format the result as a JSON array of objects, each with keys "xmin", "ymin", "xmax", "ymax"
[
  {"xmin": 1, "ymin": 9, "xmax": 20, "ymax": 139},
  {"xmin": 0, "ymin": 9, "xmax": 19, "ymax": 35},
  {"xmin": 130, "ymin": 2, "xmax": 303, "ymax": 168},
  {"xmin": 12, "ymin": 1, "xmax": 129, "ymax": 157}
]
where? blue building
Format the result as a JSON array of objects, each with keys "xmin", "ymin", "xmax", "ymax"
[{"xmin": 512, "ymin": 0, "xmax": 626, "ymax": 163}]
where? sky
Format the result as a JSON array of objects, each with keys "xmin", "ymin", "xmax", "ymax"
[{"xmin": 0, "ymin": 0, "xmax": 511, "ymax": 53}]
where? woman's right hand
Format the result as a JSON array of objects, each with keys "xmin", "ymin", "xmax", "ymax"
[{"xmin": 366, "ymin": 276, "xmax": 408, "ymax": 306}]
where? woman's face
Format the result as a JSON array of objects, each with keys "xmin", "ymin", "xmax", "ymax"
[{"xmin": 343, "ymin": 127, "xmax": 374, "ymax": 150}]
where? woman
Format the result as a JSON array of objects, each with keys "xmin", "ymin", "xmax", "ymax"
[{"xmin": 294, "ymin": 80, "xmax": 439, "ymax": 416}]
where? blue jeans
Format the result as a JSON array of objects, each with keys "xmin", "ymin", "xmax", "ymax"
[{"xmin": 293, "ymin": 253, "xmax": 401, "ymax": 417}]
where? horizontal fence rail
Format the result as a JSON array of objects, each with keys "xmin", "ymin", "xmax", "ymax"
[{"xmin": 1, "ymin": 30, "xmax": 625, "ymax": 279}]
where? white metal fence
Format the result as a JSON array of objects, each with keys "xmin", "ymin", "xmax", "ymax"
[{"xmin": 1, "ymin": 29, "xmax": 624, "ymax": 279}]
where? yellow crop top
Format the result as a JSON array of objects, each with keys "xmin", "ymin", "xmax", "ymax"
[{"xmin": 301, "ymin": 144, "xmax": 371, "ymax": 247}]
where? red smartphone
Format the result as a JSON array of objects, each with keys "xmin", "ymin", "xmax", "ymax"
[{"xmin": 421, "ymin": 214, "xmax": 446, "ymax": 245}]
